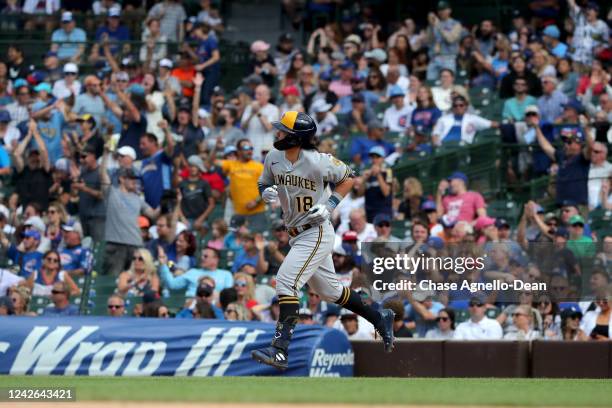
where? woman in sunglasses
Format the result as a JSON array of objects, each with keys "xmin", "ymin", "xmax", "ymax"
[
  {"xmin": 233, "ymin": 272, "xmax": 258, "ymax": 314},
  {"xmin": 25, "ymin": 249, "xmax": 79, "ymax": 296},
  {"xmin": 117, "ymin": 248, "xmax": 159, "ymax": 297},
  {"xmin": 534, "ymin": 293, "xmax": 561, "ymax": 339},
  {"xmin": 560, "ymin": 307, "xmax": 588, "ymax": 341},
  {"xmin": 44, "ymin": 201, "xmax": 68, "ymax": 250},
  {"xmin": 503, "ymin": 305, "xmax": 541, "ymax": 340},
  {"xmin": 8, "ymin": 286, "xmax": 36, "ymax": 316},
  {"xmin": 425, "ymin": 308, "xmax": 455, "ymax": 339},
  {"xmin": 224, "ymin": 302, "xmax": 248, "ymax": 321},
  {"xmin": 581, "ymin": 288, "xmax": 612, "ymax": 340}
]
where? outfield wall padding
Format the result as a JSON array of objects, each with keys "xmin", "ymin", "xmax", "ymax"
[
  {"xmin": 443, "ymin": 341, "xmax": 529, "ymax": 377},
  {"xmin": 352, "ymin": 340, "xmax": 443, "ymax": 377},
  {"xmin": 352, "ymin": 340, "xmax": 611, "ymax": 378},
  {"xmin": 530, "ymin": 340, "xmax": 610, "ymax": 378}
]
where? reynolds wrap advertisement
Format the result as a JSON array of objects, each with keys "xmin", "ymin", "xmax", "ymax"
[{"xmin": 0, "ymin": 317, "xmax": 353, "ymax": 377}]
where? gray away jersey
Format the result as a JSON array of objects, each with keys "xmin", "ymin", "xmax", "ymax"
[{"xmin": 259, "ymin": 148, "xmax": 352, "ymax": 228}]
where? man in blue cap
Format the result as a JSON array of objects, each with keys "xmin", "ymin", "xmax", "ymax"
[
  {"xmin": 0, "ymin": 110, "xmax": 19, "ymax": 154},
  {"xmin": 534, "ymin": 105, "xmax": 593, "ymax": 206},
  {"xmin": 436, "ymin": 171, "xmax": 487, "ymax": 224},
  {"xmin": 304, "ymin": 70, "xmax": 338, "ymax": 113},
  {"xmin": 2, "ymin": 229, "xmax": 43, "ymax": 278},
  {"xmin": 383, "ymin": 85, "xmax": 413, "ymax": 133},
  {"xmin": 350, "ymin": 119, "xmax": 394, "ymax": 167},
  {"xmin": 361, "ymin": 146, "xmax": 393, "ymax": 222},
  {"xmin": 5, "ymin": 80, "xmax": 31, "ymax": 127},
  {"xmin": 30, "ymin": 99, "xmax": 66, "ymax": 164},
  {"xmin": 542, "ymin": 25, "xmax": 568, "ymax": 58}
]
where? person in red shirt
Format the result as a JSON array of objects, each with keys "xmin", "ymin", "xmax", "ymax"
[
  {"xmin": 436, "ymin": 171, "xmax": 487, "ymax": 224},
  {"xmin": 171, "ymin": 52, "xmax": 196, "ymax": 98}
]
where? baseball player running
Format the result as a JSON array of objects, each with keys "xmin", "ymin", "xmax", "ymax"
[{"xmin": 251, "ymin": 111, "xmax": 395, "ymax": 370}]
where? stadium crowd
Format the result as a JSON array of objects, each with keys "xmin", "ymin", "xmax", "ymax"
[{"xmin": 0, "ymin": 0, "xmax": 611, "ymax": 342}]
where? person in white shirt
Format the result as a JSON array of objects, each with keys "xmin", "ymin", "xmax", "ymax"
[
  {"xmin": 385, "ymin": 66, "xmax": 410, "ymax": 98},
  {"xmin": 432, "ymin": 95, "xmax": 498, "ymax": 146},
  {"xmin": 588, "ymin": 142, "xmax": 612, "ymax": 209},
  {"xmin": 310, "ymin": 99, "xmax": 338, "ymax": 137},
  {"xmin": 0, "ymin": 110, "xmax": 20, "ymax": 152},
  {"xmin": 336, "ymin": 208, "xmax": 377, "ymax": 255},
  {"xmin": 335, "ymin": 309, "xmax": 375, "ymax": 340},
  {"xmin": 426, "ymin": 308, "xmax": 456, "ymax": 339},
  {"xmin": 503, "ymin": 305, "xmax": 542, "ymax": 340},
  {"xmin": 52, "ymin": 63, "xmax": 81, "ymax": 100},
  {"xmin": 453, "ymin": 297, "xmax": 503, "ymax": 340},
  {"xmin": 431, "ymin": 68, "xmax": 468, "ymax": 112},
  {"xmin": 240, "ymin": 84, "xmax": 279, "ymax": 160},
  {"xmin": 383, "ymin": 85, "xmax": 413, "ymax": 133}
]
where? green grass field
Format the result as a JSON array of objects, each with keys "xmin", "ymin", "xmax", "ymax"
[{"xmin": 1, "ymin": 376, "xmax": 611, "ymax": 406}]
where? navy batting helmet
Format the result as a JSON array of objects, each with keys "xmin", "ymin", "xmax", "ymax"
[{"xmin": 272, "ymin": 111, "xmax": 317, "ymax": 150}]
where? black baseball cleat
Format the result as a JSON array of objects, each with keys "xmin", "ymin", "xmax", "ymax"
[
  {"xmin": 251, "ymin": 346, "xmax": 289, "ymax": 370},
  {"xmin": 376, "ymin": 308, "xmax": 396, "ymax": 353}
]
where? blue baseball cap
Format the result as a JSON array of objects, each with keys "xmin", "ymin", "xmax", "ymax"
[
  {"xmin": 340, "ymin": 60, "xmax": 355, "ymax": 70},
  {"xmin": 373, "ymin": 213, "xmax": 391, "ymax": 226},
  {"xmin": 34, "ymin": 82, "xmax": 52, "ymax": 93},
  {"xmin": 13, "ymin": 78, "xmax": 28, "ymax": 89},
  {"xmin": 368, "ymin": 145, "xmax": 386, "ymax": 157},
  {"xmin": 128, "ymin": 83, "xmax": 145, "ymax": 96},
  {"xmin": 542, "ymin": 25, "xmax": 560, "ymax": 39},
  {"xmin": 319, "ymin": 71, "xmax": 332, "ymax": 81},
  {"xmin": 448, "ymin": 171, "xmax": 468, "ymax": 184},
  {"xmin": 427, "ymin": 236, "xmax": 444, "ymax": 250},
  {"xmin": 388, "ymin": 84, "xmax": 405, "ymax": 98},
  {"xmin": 0, "ymin": 110, "xmax": 10, "ymax": 123},
  {"xmin": 421, "ymin": 200, "xmax": 437, "ymax": 212},
  {"xmin": 24, "ymin": 229, "xmax": 41, "ymax": 240},
  {"xmin": 223, "ymin": 146, "xmax": 237, "ymax": 156},
  {"xmin": 562, "ymin": 99, "xmax": 584, "ymax": 113}
]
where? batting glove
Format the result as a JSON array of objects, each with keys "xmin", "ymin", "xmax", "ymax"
[
  {"xmin": 306, "ymin": 203, "xmax": 330, "ymax": 224},
  {"xmin": 262, "ymin": 185, "xmax": 279, "ymax": 204}
]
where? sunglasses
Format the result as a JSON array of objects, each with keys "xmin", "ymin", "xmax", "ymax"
[
  {"xmin": 562, "ymin": 138, "xmax": 579, "ymax": 145},
  {"xmin": 64, "ymin": 72, "xmax": 77, "ymax": 76},
  {"xmin": 240, "ymin": 146, "xmax": 254, "ymax": 151},
  {"xmin": 108, "ymin": 304, "xmax": 124, "ymax": 309},
  {"xmin": 235, "ymin": 281, "xmax": 247, "ymax": 287},
  {"xmin": 525, "ymin": 112, "xmax": 538, "ymax": 117},
  {"xmin": 133, "ymin": 256, "xmax": 144, "ymax": 261},
  {"xmin": 308, "ymin": 293, "xmax": 319, "ymax": 297},
  {"xmin": 48, "ymin": 209, "xmax": 57, "ymax": 214},
  {"xmin": 452, "ymin": 103, "xmax": 466, "ymax": 108},
  {"xmin": 592, "ymin": 150, "xmax": 604, "ymax": 154},
  {"xmin": 51, "ymin": 290, "xmax": 64, "ymax": 294},
  {"xmin": 436, "ymin": 316, "xmax": 449, "ymax": 322},
  {"xmin": 377, "ymin": 222, "xmax": 391, "ymax": 228},
  {"xmin": 539, "ymin": 300, "xmax": 551, "ymax": 305},
  {"xmin": 46, "ymin": 257, "xmax": 60, "ymax": 263},
  {"xmin": 226, "ymin": 308, "xmax": 238, "ymax": 314},
  {"xmin": 469, "ymin": 302, "xmax": 484, "ymax": 308}
]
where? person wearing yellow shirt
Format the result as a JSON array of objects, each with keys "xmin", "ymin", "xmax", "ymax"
[{"xmin": 219, "ymin": 139, "xmax": 267, "ymax": 232}]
